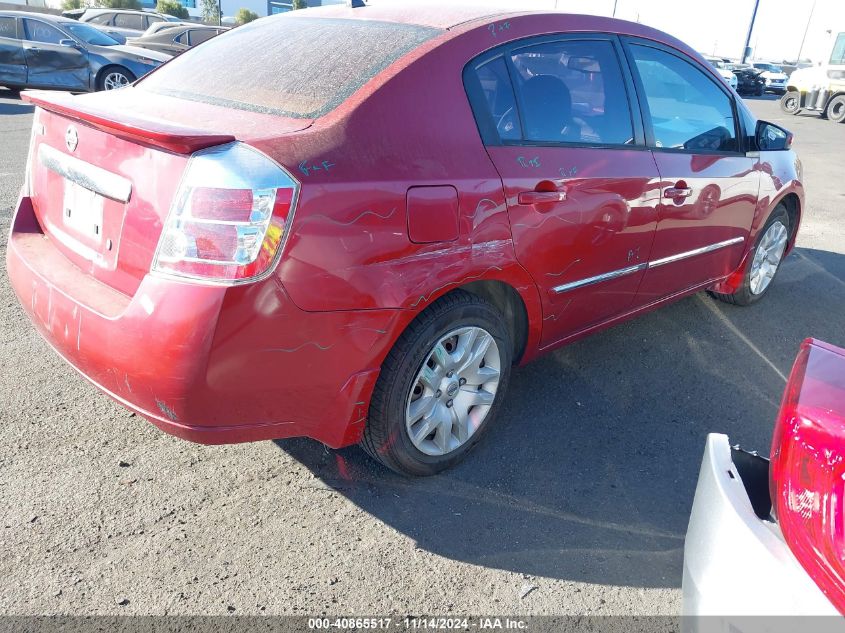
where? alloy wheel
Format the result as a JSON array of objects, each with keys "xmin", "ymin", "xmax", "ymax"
[
  {"xmin": 103, "ymin": 72, "xmax": 130, "ymax": 90},
  {"xmin": 749, "ymin": 221, "xmax": 788, "ymax": 295}
]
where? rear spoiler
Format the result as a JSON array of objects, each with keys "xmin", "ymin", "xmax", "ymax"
[{"xmin": 22, "ymin": 90, "xmax": 236, "ymax": 155}]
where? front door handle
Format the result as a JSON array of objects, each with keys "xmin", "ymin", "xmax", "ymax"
[
  {"xmin": 517, "ymin": 190, "xmax": 567, "ymax": 205},
  {"xmin": 664, "ymin": 186, "xmax": 693, "ymax": 199}
]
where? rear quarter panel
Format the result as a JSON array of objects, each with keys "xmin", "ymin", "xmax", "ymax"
[{"xmin": 249, "ymin": 21, "xmax": 545, "ymax": 358}]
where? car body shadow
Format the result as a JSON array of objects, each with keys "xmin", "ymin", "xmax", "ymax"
[
  {"xmin": 275, "ymin": 247, "xmax": 845, "ymax": 589},
  {"xmin": 0, "ymin": 90, "xmax": 33, "ymax": 115}
]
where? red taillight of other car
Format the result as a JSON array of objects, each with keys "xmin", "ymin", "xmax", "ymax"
[
  {"xmin": 152, "ymin": 142, "xmax": 299, "ymax": 284},
  {"xmin": 770, "ymin": 338, "xmax": 845, "ymax": 613}
]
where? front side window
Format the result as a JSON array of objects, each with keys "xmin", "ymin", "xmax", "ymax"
[
  {"xmin": 65, "ymin": 22, "xmax": 118, "ymax": 46},
  {"xmin": 509, "ymin": 39, "xmax": 634, "ymax": 145},
  {"xmin": 630, "ymin": 44, "xmax": 738, "ymax": 152},
  {"xmin": 23, "ymin": 20, "xmax": 65, "ymax": 45},
  {"xmin": 831, "ymin": 33, "xmax": 845, "ymax": 66}
]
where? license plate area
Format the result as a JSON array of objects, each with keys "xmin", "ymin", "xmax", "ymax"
[{"xmin": 62, "ymin": 180, "xmax": 104, "ymax": 243}]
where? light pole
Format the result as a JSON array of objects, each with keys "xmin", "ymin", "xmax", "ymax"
[
  {"xmin": 797, "ymin": 0, "xmax": 817, "ymax": 62},
  {"xmin": 741, "ymin": 0, "xmax": 761, "ymax": 63}
]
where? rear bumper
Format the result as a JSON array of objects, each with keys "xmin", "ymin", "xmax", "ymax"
[
  {"xmin": 683, "ymin": 434, "xmax": 836, "ymax": 619},
  {"xmin": 6, "ymin": 194, "xmax": 403, "ymax": 447}
]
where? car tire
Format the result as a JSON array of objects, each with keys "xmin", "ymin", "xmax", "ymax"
[
  {"xmin": 361, "ymin": 290, "xmax": 512, "ymax": 476},
  {"xmin": 709, "ymin": 205, "xmax": 790, "ymax": 307},
  {"xmin": 827, "ymin": 95, "xmax": 845, "ymax": 123},
  {"xmin": 97, "ymin": 66, "xmax": 136, "ymax": 91},
  {"xmin": 755, "ymin": 85, "xmax": 765, "ymax": 97},
  {"xmin": 780, "ymin": 90, "xmax": 801, "ymax": 114}
]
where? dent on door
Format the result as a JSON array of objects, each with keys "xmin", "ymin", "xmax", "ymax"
[
  {"xmin": 634, "ymin": 152, "xmax": 759, "ymax": 304},
  {"xmin": 487, "ymin": 146, "xmax": 662, "ymax": 348}
]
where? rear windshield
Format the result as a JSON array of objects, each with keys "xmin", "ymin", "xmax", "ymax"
[{"xmin": 137, "ymin": 16, "xmax": 442, "ymax": 119}]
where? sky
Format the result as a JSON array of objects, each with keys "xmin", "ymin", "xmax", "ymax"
[
  {"xmin": 550, "ymin": 0, "xmax": 845, "ymax": 62},
  {"xmin": 386, "ymin": 0, "xmax": 845, "ymax": 64}
]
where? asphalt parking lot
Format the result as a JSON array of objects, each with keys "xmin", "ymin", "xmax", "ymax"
[{"xmin": 0, "ymin": 89, "xmax": 843, "ymax": 617}]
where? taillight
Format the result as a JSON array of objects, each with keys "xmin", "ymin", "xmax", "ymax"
[
  {"xmin": 23, "ymin": 109, "xmax": 41, "ymax": 198},
  {"xmin": 152, "ymin": 142, "xmax": 298, "ymax": 284},
  {"xmin": 770, "ymin": 338, "xmax": 845, "ymax": 613}
]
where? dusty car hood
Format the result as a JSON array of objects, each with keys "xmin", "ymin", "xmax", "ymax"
[{"xmin": 97, "ymin": 44, "xmax": 173, "ymax": 63}]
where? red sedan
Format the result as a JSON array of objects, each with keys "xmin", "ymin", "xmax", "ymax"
[{"xmin": 6, "ymin": 6, "xmax": 803, "ymax": 475}]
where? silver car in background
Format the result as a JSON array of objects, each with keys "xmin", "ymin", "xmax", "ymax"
[{"xmin": 78, "ymin": 8, "xmax": 180, "ymax": 43}]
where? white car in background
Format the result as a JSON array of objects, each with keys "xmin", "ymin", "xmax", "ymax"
[
  {"xmin": 752, "ymin": 62, "xmax": 789, "ymax": 94},
  {"xmin": 703, "ymin": 55, "xmax": 739, "ymax": 90}
]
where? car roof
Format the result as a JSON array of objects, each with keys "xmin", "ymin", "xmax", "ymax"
[
  {"xmin": 293, "ymin": 4, "xmax": 698, "ymax": 58},
  {"xmin": 0, "ymin": 11, "xmax": 64, "ymax": 21},
  {"xmin": 300, "ymin": 3, "xmax": 519, "ymax": 30},
  {"xmin": 83, "ymin": 8, "xmax": 163, "ymax": 16}
]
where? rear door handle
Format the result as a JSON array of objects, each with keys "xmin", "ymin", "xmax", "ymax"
[
  {"xmin": 517, "ymin": 190, "xmax": 567, "ymax": 205},
  {"xmin": 664, "ymin": 186, "xmax": 693, "ymax": 199}
]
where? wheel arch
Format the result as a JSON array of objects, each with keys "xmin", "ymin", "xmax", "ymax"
[
  {"xmin": 95, "ymin": 64, "xmax": 135, "ymax": 91},
  {"xmin": 774, "ymin": 191, "xmax": 801, "ymax": 252},
  {"xmin": 458, "ymin": 279, "xmax": 530, "ymax": 365}
]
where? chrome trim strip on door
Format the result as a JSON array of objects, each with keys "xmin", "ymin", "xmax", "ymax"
[
  {"xmin": 39, "ymin": 144, "xmax": 132, "ymax": 203},
  {"xmin": 552, "ymin": 263, "xmax": 647, "ymax": 294},
  {"xmin": 647, "ymin": 236, "xmax": 746, "ymax": 269},
  {"xmin": 552, "ymin": 236, "xmax": 745, "ymax": 294}
]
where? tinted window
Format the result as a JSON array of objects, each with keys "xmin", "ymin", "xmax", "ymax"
[
  {"xmin": 0, "ymin": 17, "xmax": 16, "ymax": 39},
  {"xmin": 631, "ymin": 45, "xmax": 738, "ymax": 152},
  {"xmin": 88, "ymin": 13, "xmax": 113, "ymax": 25},
  {"xmin": 472, "ymin": 57, "xmax": 521, "ymax": 141},
  {"xmin": 174, "ymin": 31, "xmax": 188, "ymax": 44},
  {"xmin": 138, "ymin": 16, "xmax": 440, "ymax": 118},
  {"xmin": 189, "ymin": 29, "xmax": 216, "ymax": 45},
  {"xmin": 508, "ymin": 40, "xmax": 633, "ymax": 145},
  {"xmin": 24, "ymin": 20, "xmax": 65, "ymax": 45},
  {"xmin": 147, "ymin": 15, "xmax": 164, "ymax": 24},
  {"xmin": 113, "ymin": 13, "xmax": 144, "ymax": 30},
  {"xmin": 831, "ymin": 33, "xmax": 845, "ymax": 66}
]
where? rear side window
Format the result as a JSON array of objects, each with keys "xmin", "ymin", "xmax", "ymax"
[
  {"xmin": 473, "ymin": 57, "xmax": 522, "ymax": 141},
  {"xmin": 509, "ymin": 40, "xmax": 634, "ymax": 145},
  {"xmin": 23, "ymin": 19, "xmax": 64, "ymax": 45},
  {"xmin": 88, "ymin": 13, "xmax": 113, "ymax": 25},
  {"xmin": 114, "ymin": 13, "xmax": 144, "ymax": 30},
  {"xmin": 138, "ymin": 16, "xmax": 441, "ymax": 118},
  {"xmin": 630, "ymin": 44, "xmax": 738, "ymax": 152},
  {"xmin": 0, "ymin": 17, "xmax": 16, "ymax": 38},
  {"xmin": 188, "ymin": 29, "xmax": 215, "ymax": 45}
]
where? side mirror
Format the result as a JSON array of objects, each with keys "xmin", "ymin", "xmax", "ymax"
[
  {"xmin": 756, "ymin": 120, "xmax": 793, "ymax": 151},
  {"xmin": 59, "ymin": 39, "xmax": 80, "ymax": 49}
]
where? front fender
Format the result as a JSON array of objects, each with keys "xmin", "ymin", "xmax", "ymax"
[{"xmin": 710, "ymin": 152, "xmax": 803, "ymax": 295}]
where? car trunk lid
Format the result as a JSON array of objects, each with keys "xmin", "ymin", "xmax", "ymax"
[{"xmin": 21, "ymin": 89, "xmax": 312, "ymax": 297}]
